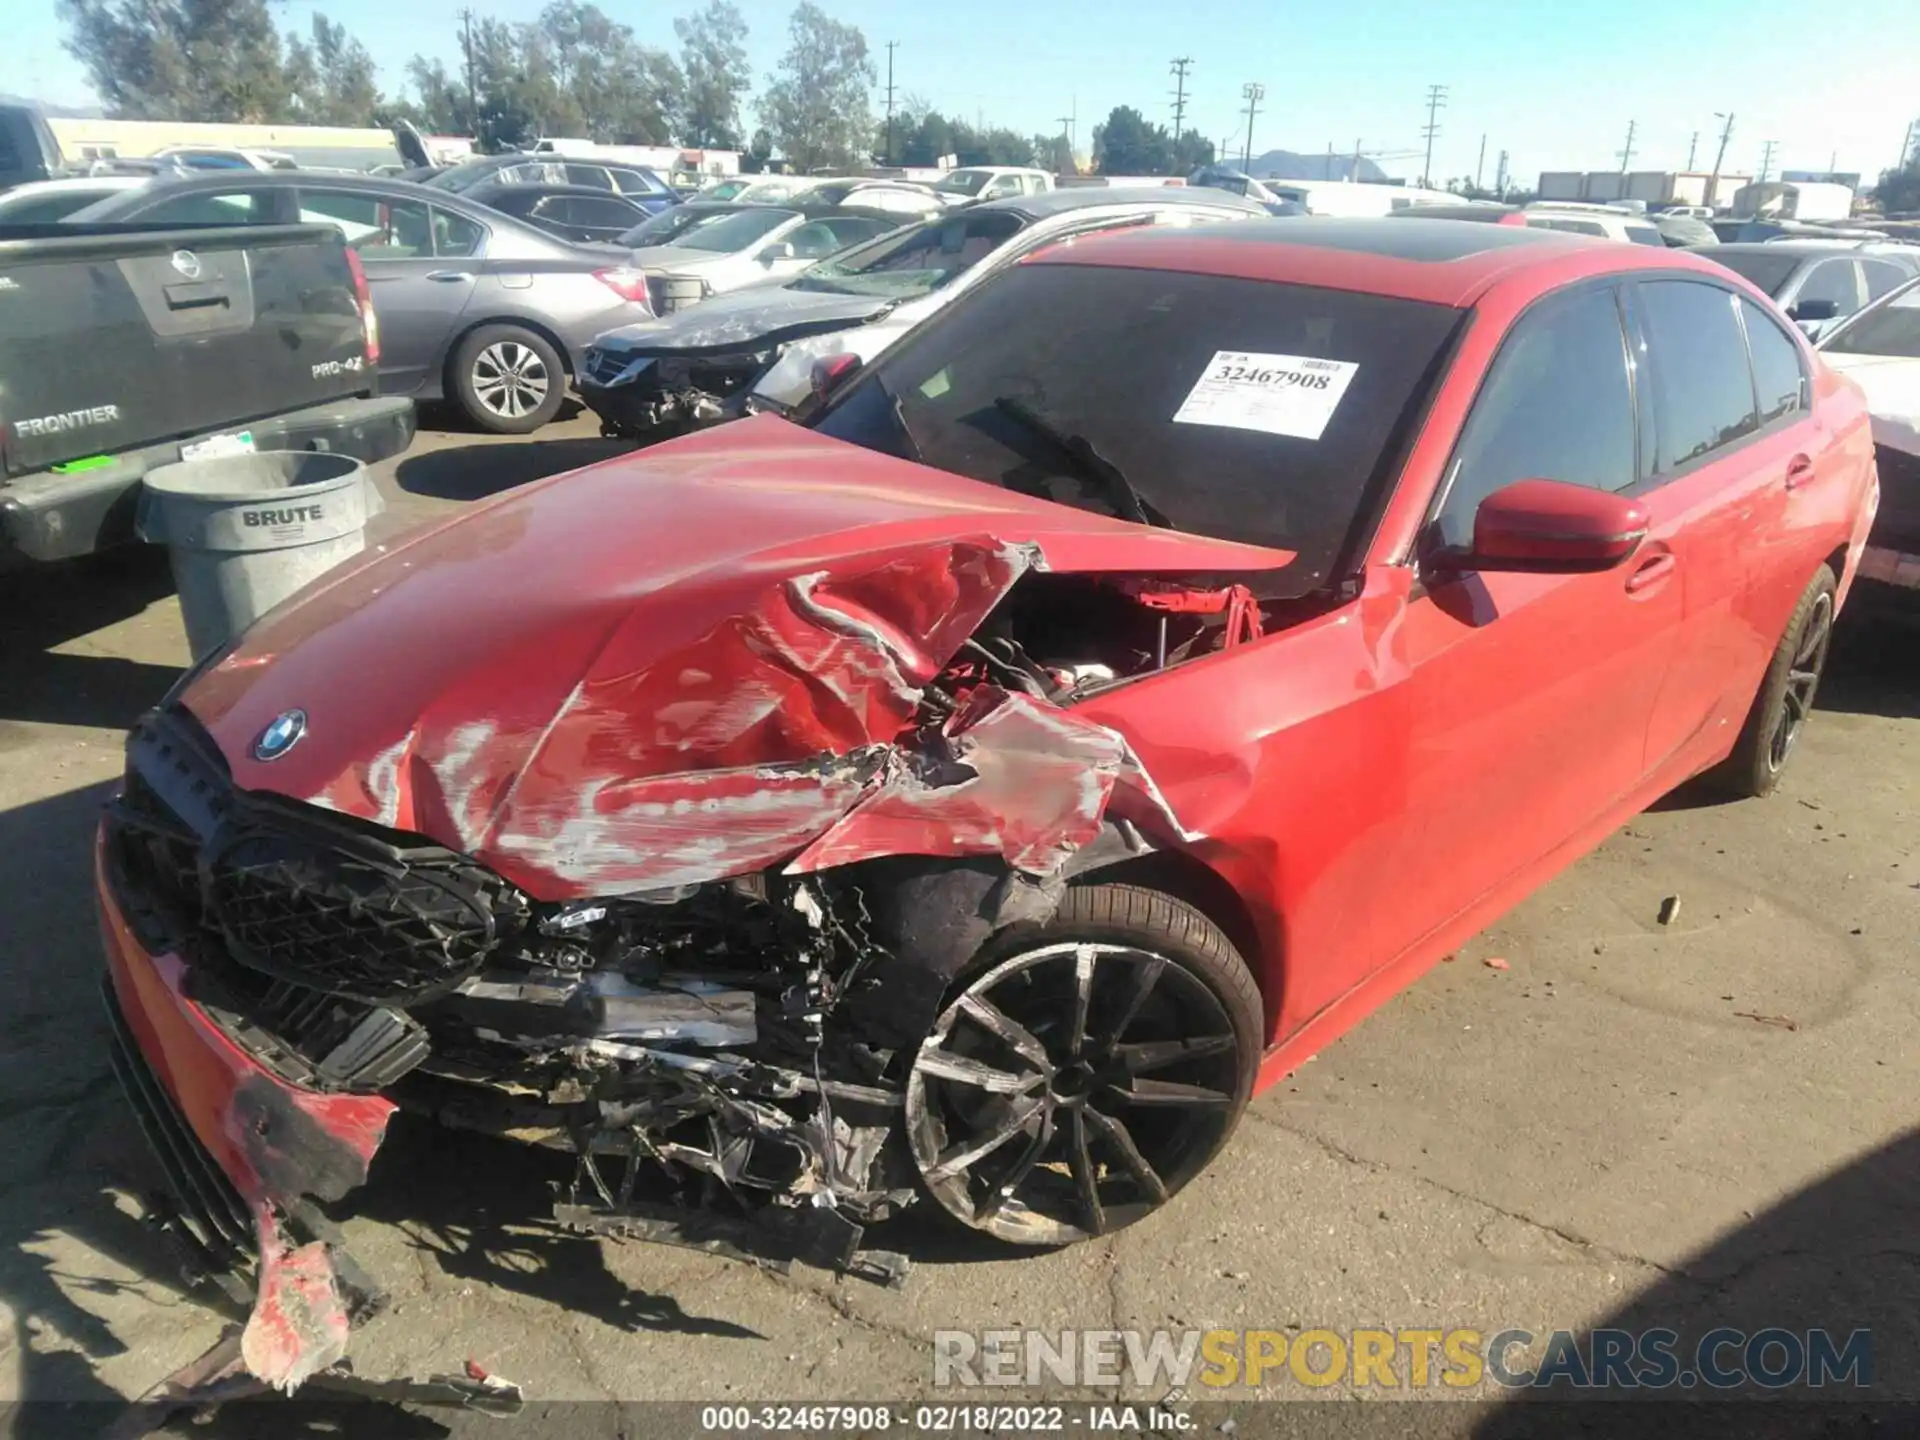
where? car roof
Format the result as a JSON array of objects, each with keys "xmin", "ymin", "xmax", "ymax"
[
  {"xmin": 469, "ymin": 182, "xmax": 641, "ymax": 200},
  {"xmin": 978, "ymin": 185, "xmax": 1264, "ymax": 220},
  {"xmin": 1023, "ymin": 215, "xmax": 1736, "ymax": 307},
  {"xmin": 1701, "ymin": 241, "xmax": 1860, "ymax": 258}
]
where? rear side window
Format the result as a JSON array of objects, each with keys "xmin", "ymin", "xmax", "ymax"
[
  {"xmin": 136, "ymin": 190, "xmax": 269, "ymax": 225},
  {"xmin": 1740, "ymin": 299, "xmax": 1807, "ymax": 424},
  {"xmin": 1637, "ymin": 280, "xmax": 1759, "ymax": 472},
  {"xmin": 432, "ymin": 208, "xmax": 484, "ymax": 258},
  {"xmin": 1434, "ymin": 286, "xmax": 1636, "ymax": 549},
  {"xmin": 564, "ymin": 164, "xmax": 612, "ymax": 190},
  {"xmin": 1861, "ymin": 259, "xmax": 1910, "ymax": 300},
  {"xmin": 573, "ymin": 197, "xmax": 639, "ymax": 228},
  {"xmin": 1626, "ymin": 225, "xmax": 1664, "ymax": 246},
  {"xmin": 612, "ymin": 168, "xmax": 662, "ymax": 196}
]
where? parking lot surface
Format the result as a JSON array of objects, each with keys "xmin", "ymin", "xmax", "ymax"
[{"xmin": 2, "ymin": 414, "xmax": 1916, "ymax": 1432}]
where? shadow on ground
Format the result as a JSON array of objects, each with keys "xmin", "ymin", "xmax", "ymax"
[
  {"xmin": 0, "ymin": 550, "xmax": 180, "ymax": 730},
  {"xmin": 1470, "ymin": 1128, "xmax": 1920, "ymax": 1439},
  {"xmin": 394, "ymin": 438, "xmax": 631, "ymax": 503},
  {"xmin": 1819, "ymin": 614, "xmax": 1919, "ymax": 720}
]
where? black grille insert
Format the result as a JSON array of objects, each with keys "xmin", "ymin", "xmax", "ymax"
[{"xmin": 205, "ymin": 826, "xmax": 503, "ymax": 1004}]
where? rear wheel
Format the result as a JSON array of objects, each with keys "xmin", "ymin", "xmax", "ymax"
[
  {"xmin": 1709, "ymin": 565, "xmax": 1836, "ymax": 798},
  {"xmin": 451, "ymin": 324, "xmax": 565, "ymax": 434},
  {"xmin": 905, "ymin": 883, "xmax": 1261, "ymax": 1246}
]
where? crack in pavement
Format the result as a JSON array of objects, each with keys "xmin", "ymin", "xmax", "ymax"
[{"xmin": 1242, "ymin": 1108, "xmax": 1690, "ymax": 1285}]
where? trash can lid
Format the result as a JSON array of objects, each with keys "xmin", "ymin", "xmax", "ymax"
[{"xmin": 142, "ymin": 449, "xmax": 365, "ymax": 505}]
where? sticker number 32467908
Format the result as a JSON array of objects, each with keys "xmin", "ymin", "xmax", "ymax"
[{"xmin": 1172, "ymin": 350, "xmax": 1360, "ymax": 441}]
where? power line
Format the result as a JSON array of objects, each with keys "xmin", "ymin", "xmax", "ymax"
[
  {"xmin": 1759, "ymin": 137, "xmax": 1777, "ymax": 184},
  {"xmin": 1618, "ymin": 119, "xmax": 1637, "ymax": 175},
  {"xmin": 1420, "ymin": 83, "xmax": 1448, "ymax": 187},
  {"xmin": 1169, "ymin": 57, "xmax": 1192, "ymax": 145},
  {"xmin": 882, "ymin": 41, "xmax": 898, "ymax": 165}
]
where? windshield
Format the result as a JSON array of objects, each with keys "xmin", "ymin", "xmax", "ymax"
[
  {"xmin": 665, "ymin": 207, "xmax": 795, "ymax": 253},
  {"xmin": 700, "ymin": 179, "xmax": 749, "ymax": 201},
  {"xmin": 789, "ymin": 212, "xmax": 1024, "ymax": 297},
  {"xmin": 618, "ymin": 205, "xmax": 731, "ymax": 247},
  {"xmin": 425, "ymin": 158, "xmax": 515, "ymax": 193},
  {"xmin": 1703, "ymin": 250, "xmax": 1801, "ymax": 296},
  {"xmin": 1823, "ymin": 283, "xmax": 1920, "ymax": 358},
  {"xmin": 812, "ymin": 264, "xmax": 1460, "ymax": 591},
  {"xmin": 932, "ymin": 170, "xmax": 992, "ymax": 197}
]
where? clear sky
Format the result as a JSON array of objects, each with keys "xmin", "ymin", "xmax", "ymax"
[{"xmin": 3, "ymin": 0, "xmax": 1914, "ymax": 183}]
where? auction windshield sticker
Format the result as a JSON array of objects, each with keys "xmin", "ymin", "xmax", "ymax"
[{"xmin": 1172, "ymin": 351, "xmax": 1359, "ymax": 441}]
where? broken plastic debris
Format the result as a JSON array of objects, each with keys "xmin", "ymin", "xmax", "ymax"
[
  {"xmin": 1657, "ymin": 895, "xmax": 1682, "ymax": 926},
  {"xmin": 1482, "ymin": 956, "xmax": 1510, "ymax": 971}
]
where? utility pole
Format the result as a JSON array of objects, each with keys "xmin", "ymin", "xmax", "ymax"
[
  {"xmin": 1496, "ymin": 148, "xmax": 1509, "ymax": 198},
  {"xmin": 1904, "ymin": 118, "xmax": 1917, "ymax": 169},
  {"xmin": 1057, "ymin": 95, "xmax": 1077, "ymax": 170},
  {"xmin": 882, "ymin": 42, "xmax": 898, "ymax": 165},
  {"xmin": 1169, "ymin": 57, "xmax": 1192, "ymax": 148},
  {"xmin": 1759, "ymin": 138, "xmax": 1777, "ymax": 184},
  {"xmin": 1241, "ymin": 82, "xmax": 1265, "ymax": 171},
  {"xmin": 1687, "ymin": 130, "xmax": 1699, "ymax": 170},
  {"xmin": 1326, "ymin": 142, "xmax": 1335, "ymax": 180},
  {"xmin": 1709, "ymin": 111, "xmax": 1735, "ymax": 206},
  {"xmin": 460, "ymin": 8, "xmax": 478, "ymax": 131},
  {"xmin": 1618, "ymin": 119, "xmax": 1636, "ymax": 175},
  {"xmin": 1475, "ymin": 133, "xmax": 1486, "ymax": 192},
  {"xmin": 1352, "ymin": 137, "xmax": 1363, "ymax": 180},
  {"xmin": 1420, "ymin": 83, "xmax": 1448, "ymax": 187}
]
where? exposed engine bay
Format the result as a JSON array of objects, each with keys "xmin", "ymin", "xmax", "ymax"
[
  {"xmin": 590, "ymin": 349, "xmax": 779, "ymax": 437},
  {"xmin": 101, "ymin": 552, "xmax": 1297, "ymax": 1402}
]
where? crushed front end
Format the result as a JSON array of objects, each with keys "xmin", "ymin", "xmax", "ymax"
[{"xmin": 579, "ymin": 346, "xmax": 776, "ymax": 439}]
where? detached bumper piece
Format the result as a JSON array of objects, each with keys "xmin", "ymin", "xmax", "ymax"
[{"xmin": 578, "ymin": 348, "xmax": 772, "ymax": 439}]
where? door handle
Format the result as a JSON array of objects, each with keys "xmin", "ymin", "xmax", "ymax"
[
  {"xmin": 1785, "ymin": 454, "xmax": 1815, "ymax": 490},
  {"xmin": 1625, "ymin": 551, "xmax": 1676, "ymax": 595},
  {"xmin": 424, "ymin": 270, "xmax": 473, "ymax": 283}
]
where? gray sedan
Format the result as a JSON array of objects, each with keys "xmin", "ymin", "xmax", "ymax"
[
  {"xmin": 1698, "ymin": 241, "xmax": 1920, "ymax": 341},
  {"xmin": 67, "ymin": 171, "xmax": 654, "ymax": 432}
]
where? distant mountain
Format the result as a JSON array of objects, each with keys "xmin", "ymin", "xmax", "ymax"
[
  {"xmin": 1240, "ymin": 149, "xmax": 1391, "ymax": 183},
  {"xmin": 0, "ymin": 93, "xmax": 103, "ymax": 119}
]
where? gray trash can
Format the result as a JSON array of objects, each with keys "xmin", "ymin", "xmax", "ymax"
[{"xmin": 137, "ymin": 450, "xmax": 385, "ymax": 660}]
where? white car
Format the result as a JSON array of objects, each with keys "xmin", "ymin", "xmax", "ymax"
[
  {"xmin": 1817, "ymin": 275, "xmax": 1920, "ymax": 600},
  {"xmin": 1522, "ymin": 203, "xmax": 1665, "ymax": 246},
  {"xmin": 928, "ymin": 167, "xmax": 1054, "ymax": 205},
  {"xmin": 0, "ymin": 174, "xmax": 151, "ymax": 222}
]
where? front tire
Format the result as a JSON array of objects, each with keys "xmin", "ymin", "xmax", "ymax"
[
  {"xmin": 905, "ymin": 883, "xmax": 1262, "ymax": 1246},
  {"xmin": 1709, "ymin": 565, "xmax": 1836, "ymax": 798},
  {"xmin": 452, "ymin": 325, "xmax": 565, "ymax": 434}
]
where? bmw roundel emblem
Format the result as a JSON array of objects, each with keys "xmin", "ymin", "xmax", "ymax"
[{"xmin": 252, "ymin": 709, "xmax": 308, "ymax": 762}]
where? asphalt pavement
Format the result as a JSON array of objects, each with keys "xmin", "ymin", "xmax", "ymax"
[{"xmin": 0, "ymin": 411, "xmax": 1915, "ymax": 1436}]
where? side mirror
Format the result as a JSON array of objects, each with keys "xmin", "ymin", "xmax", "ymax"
[
  {"xmin": 758, "ymin": 241, "xmax": 796, "ymax": 263},
  {"xmin": 810, "ymin": 352, "xmax": 863, "ymax": 403},
  {"xmin": 1448, "ymin": 478, "xmax": 1648, "ymax": 574},
  {"xmin": 1788, "ymin": 297, "xmax": 1840, "ymax": 322}
]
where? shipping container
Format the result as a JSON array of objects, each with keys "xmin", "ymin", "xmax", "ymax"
[
  {"xmin": 1582, "ymin": 172, "xmax": 1625, "ymax": 202},
  {"xmin": 1537, "ymin": 171, "xmax": 1585, "ymax": 201}
]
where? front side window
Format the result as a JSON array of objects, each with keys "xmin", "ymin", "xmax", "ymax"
[
  {"xmin": 813, "ymin": 265, "xmax": 1461, "ymax": 592},
  {"xmin": 1432, "ymin": 286, "xmax": 1635, "ymax": 552},
  {"xmin": 1638, "ymin": 280, "xmax": 1760, "ymax": 472},
  {"xmin": 1705, "ymin": 249, "xmax": 1799, "ymax": 297},
  {"xmin": 341, "ymin": 196, "xmax": 434, "ymax": 258},
  {"xmin": 1822, "ymin": 281, "xmax": 1920, "ymax": 359},
  {"xmin": 1741, "ymin": 299, "xmax": 1808, "ymax": 424},
  {"xmin": 563, "ymin": 164, "xmax": 613, "ymax": 190}
]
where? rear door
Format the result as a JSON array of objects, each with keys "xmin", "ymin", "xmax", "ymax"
[
  {"xmin": 1624, "ymin": 278, "xmax": 1788, "ymax": 768},
  {"xmin": 1382, "ymin": 282, "xmax": 1685, "ymax": 963},
  {"xmin": 301, "ymin": 189, "xmax": 486, "ymax": 396},
  {"xmin": 1784, "ymin": 257, "xmax": 1862, "ymax": 338}
]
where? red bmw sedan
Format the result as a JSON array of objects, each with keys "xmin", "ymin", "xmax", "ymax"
[{"xmin": 98, "ymin": 218, "xmax": 1878, "ymax": 1387}]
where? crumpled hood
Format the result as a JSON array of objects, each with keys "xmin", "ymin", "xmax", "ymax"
[
  {"xmin": 630, "ymin": 244, "xmax": 744, "ymax": 274},
  {"xmin": 183, "ymin": 417, "xmax": 1292, "ymax": 899},
  {"xmin": 594, "ymin": 285, "xmax": 889, "ymax": 357}
]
